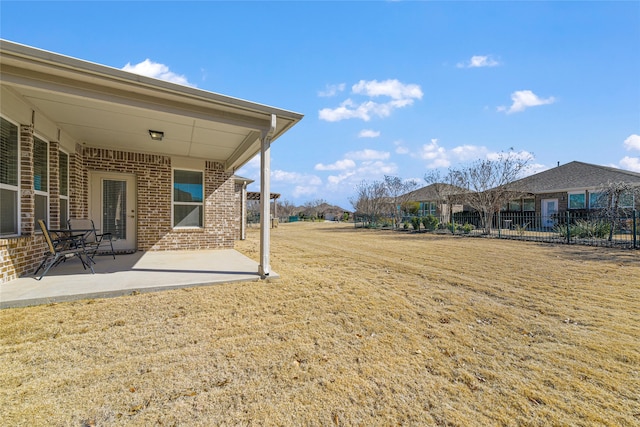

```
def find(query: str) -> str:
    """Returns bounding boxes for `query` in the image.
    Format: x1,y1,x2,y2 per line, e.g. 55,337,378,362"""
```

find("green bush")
556,219,611,239
422,215,439,231
461,223,474,234
411,216,421,230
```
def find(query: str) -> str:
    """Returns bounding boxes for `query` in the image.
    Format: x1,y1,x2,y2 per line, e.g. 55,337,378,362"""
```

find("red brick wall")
81,148,240,251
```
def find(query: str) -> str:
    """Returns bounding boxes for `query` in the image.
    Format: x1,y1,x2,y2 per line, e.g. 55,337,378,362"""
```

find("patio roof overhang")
0,39,303,171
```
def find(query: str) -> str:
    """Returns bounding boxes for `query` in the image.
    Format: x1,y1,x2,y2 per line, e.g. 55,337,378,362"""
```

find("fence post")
498,211,502,238
633,209,637,249
566,211,571,244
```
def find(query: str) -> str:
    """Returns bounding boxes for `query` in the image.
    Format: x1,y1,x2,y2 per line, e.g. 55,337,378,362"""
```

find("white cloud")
315,159,356,171
394,140,409,155
351,79,423,100
498,90,555,114
272,170,322,186
416,139,450,168
122,59,195,87
407,139,539,171
623,134,640,151
293,185,320,197
318,83,346,97
345,149,390,161
321,153,397,190
457,55,500,68
358,129,381,138
327,171,357,185
619,156,640,172
319,79,422,122
450,144,489,162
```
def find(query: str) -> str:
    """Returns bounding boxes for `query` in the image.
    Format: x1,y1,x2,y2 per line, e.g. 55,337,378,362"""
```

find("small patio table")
47,228,97,264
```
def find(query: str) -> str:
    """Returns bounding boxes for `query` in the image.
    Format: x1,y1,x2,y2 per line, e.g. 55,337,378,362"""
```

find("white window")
568,191,586,209
33,136,49,231
0,116,19,236
59,151,69,228
173,169,203,228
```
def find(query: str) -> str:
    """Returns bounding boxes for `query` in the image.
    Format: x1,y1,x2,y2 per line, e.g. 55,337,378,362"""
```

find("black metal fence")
356,210,639,249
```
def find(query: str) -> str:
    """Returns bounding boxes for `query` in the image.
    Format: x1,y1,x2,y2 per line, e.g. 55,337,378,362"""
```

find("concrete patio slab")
0,250,276,309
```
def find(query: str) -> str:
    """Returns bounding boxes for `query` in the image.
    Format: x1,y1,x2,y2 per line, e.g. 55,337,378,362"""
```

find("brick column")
70,143,87,219
20,124,34,235
49,141,60,229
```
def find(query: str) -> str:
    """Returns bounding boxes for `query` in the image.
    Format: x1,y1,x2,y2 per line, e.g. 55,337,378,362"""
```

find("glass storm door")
90,173,136,251
541,199,558,228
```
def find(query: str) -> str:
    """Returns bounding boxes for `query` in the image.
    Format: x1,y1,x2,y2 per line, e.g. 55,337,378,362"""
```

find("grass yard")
1,221,639,426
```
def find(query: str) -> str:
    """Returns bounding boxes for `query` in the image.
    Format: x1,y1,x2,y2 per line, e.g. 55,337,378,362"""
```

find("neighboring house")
300,203,349,221
505,161,640,227
0,40,303,283
403,183,467,222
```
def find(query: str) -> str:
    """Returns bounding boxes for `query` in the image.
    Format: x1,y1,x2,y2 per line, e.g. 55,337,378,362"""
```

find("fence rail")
354,210,639,249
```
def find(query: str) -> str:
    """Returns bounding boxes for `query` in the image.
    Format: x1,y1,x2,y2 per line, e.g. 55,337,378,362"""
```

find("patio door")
541,198,558,228
90,172,136,252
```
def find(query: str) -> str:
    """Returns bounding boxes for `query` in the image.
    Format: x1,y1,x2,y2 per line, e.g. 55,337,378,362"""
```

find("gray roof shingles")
512,161,640,193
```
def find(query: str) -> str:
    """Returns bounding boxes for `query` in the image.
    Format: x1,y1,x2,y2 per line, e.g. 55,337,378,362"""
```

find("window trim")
522,198,535,212
0,115,20,237
508,199,521,212
589,191,607,209
172,168,204,229
568,191,586,210
617,192,635,209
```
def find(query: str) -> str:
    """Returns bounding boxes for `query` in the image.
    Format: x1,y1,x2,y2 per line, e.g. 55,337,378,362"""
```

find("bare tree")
592,181,640,241
302,198,327,220
277,199,297,218
246,199,261,223
423,170,466,222
349,180,388,226
448,151,532,234
384,175,418,228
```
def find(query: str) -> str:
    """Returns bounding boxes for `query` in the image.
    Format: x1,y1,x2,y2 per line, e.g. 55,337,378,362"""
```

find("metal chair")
68,218,116,259
34,219,95,280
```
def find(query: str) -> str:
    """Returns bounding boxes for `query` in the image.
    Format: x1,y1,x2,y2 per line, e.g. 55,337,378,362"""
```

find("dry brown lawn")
1,221,639,426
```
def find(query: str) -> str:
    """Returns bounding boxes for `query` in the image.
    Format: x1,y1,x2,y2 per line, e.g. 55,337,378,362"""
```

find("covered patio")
0,250,277,309
0,40,303,284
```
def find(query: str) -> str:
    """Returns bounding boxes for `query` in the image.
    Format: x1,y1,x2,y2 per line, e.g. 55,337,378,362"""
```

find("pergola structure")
247,191,281,228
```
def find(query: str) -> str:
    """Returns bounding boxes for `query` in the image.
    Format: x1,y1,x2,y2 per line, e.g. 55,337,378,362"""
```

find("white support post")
259,114,276,278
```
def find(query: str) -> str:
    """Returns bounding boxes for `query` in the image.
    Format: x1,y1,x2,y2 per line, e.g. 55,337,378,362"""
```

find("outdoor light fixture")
148,130,164,141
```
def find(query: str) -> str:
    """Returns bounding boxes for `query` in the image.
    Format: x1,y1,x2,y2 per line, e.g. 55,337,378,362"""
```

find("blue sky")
2,1,639,209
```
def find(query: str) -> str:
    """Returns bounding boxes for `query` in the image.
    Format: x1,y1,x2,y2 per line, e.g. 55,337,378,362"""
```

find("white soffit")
0,39,303,170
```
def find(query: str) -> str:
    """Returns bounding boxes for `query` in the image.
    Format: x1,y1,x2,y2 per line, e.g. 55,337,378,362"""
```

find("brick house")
403,183,467,222
502,161,640,227
0,40,303,283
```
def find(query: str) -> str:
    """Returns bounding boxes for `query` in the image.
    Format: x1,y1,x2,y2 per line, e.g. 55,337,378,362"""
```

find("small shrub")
403,222,410,230
411,216,421,231
461,223,474,234
514,223,528,237
556,219,611,239
422,215,439,231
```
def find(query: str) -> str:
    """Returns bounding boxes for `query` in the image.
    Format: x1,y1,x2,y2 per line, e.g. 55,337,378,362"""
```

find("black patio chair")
34,219,95,280
68,218,116,260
